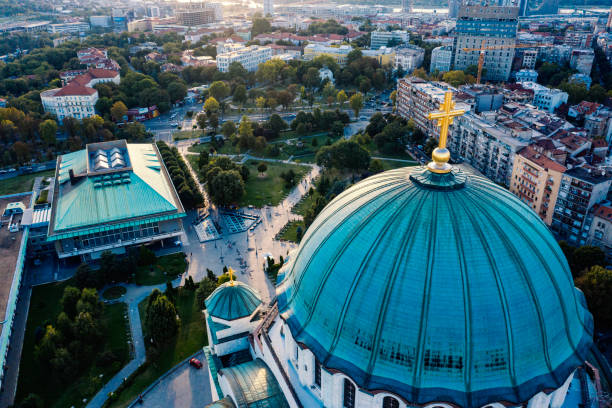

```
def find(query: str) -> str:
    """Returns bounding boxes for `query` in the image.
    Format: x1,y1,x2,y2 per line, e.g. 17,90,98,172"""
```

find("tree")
390,90,397,110
330,121,344,138
575,265,612,329
277,90,293,110
233,84,247,106
337,90,348,108
208,113,219,132
207,169,245,206
570,245,606,277
145,292,178,345
369,158,385,173
196,278,218,308
196,113,207,130
257,162,268,175
304,67,321,90
39,119,57,146
442,70,472,87
61,286,81,319
198,150,209,169
167,81,187,103
316,139,370,173
252,17,272,36
255,96,266,113
239,115,253,139
208,81,230,101
19,393,44,408
267,114,287,137
221,120,236,138
110,101,128,122
204,97,220,115
350,92,364,118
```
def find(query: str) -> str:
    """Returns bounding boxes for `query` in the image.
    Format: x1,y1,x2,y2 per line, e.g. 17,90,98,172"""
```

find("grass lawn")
360,140,414,160
240,160,308,207
379,159,418,171
292,191,319,215
277,220,305,243
107,289,207,408
277,130,328,141
103,286,127,300
134,253,187,286
0,169,55,196
187,141,241,156
16,280,129,408
173,130,203,141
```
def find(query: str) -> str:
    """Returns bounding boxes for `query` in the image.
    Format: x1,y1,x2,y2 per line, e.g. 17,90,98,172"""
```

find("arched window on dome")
383,396,400,408
314,358,321,388
343,379,356,408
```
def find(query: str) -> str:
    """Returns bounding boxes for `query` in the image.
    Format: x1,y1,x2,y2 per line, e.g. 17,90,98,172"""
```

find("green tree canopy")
575,265,612,329
316,139,370,172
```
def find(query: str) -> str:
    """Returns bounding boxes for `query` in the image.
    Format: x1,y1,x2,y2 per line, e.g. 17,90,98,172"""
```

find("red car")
189,358,203,369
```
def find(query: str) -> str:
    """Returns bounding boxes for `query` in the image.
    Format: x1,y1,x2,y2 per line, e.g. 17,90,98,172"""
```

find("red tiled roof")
519,145,566,173
54,82,97,96
594,205,612,221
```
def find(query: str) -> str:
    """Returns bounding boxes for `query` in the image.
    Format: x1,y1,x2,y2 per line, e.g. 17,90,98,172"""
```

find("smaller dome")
206,281,262,321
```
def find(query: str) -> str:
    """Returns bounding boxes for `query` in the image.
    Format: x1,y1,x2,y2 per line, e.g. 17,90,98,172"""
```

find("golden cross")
228,267,235,286
426,91,465,173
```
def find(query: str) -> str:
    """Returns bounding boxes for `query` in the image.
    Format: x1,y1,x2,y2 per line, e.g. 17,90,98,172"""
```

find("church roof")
206,281,262,321
219,359,289,408
276,166,593,407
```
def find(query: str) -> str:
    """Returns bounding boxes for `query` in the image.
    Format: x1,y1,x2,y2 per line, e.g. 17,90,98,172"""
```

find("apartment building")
552,167,612,245
370,30,409,49
362,46,396,66
303,44,352,65
453,5,519,81
510,143,566,225
570,48,595,76
175,8,215,26
48,21,90,33
430,45,453,73
393,45,424,72
216,45,272,72
518,81,568,113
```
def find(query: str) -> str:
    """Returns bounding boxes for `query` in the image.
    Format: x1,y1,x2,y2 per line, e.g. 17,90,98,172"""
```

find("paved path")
135,350,212,408
86,280,180,408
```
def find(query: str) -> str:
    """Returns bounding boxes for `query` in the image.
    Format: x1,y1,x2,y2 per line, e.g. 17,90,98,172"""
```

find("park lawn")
240,160,308,208
16,280,129,408
0,169,55,196
277,220,305,243
277,130,327,141
103,286,127,300
173,130,203,141
187,141,241,156
134,253,187,286
360,140,414,160
292,190,320,216
107,289,207,408
185,154,200,179
379,159,418,170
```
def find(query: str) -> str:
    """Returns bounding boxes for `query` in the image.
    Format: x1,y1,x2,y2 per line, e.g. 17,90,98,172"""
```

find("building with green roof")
47,140,185,260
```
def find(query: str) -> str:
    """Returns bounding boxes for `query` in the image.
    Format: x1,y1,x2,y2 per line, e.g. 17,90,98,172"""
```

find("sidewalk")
86,279,180,408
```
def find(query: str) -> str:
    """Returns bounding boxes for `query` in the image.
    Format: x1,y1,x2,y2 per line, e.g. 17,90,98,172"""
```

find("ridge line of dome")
463,188,558,385
459,189,520,400
296,182,418,343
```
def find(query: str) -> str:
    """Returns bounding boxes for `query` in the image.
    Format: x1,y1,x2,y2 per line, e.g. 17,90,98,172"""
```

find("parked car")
189,358,203,369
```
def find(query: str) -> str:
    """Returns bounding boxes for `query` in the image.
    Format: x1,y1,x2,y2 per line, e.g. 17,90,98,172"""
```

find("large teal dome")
276,166,593,407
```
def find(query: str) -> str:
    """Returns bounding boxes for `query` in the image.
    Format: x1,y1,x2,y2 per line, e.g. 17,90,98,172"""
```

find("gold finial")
426,91,465,174
228,267,235,286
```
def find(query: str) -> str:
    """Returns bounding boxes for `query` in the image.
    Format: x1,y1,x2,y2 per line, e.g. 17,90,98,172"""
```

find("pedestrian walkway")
86,279,180,408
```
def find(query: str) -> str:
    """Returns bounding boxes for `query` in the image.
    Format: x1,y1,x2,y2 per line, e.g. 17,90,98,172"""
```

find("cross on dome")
426,91,465,174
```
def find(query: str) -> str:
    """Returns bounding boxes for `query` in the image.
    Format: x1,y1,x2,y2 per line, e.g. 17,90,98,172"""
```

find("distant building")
570,48,595,75
47,140,185,261
552,167,612,246
393,44,424,72
453,5,518,81
362,46,396,66
48,21,90,33
90,16,112,28
518,0,559,16
402,0,412,13
303,44,352,65
539,44,573,65
175,8,215,26
264,0,274,16
319,67,334,84
41,69,119,124
430,45,453,73
216,45,272,72
370,30,409,49
448,0,461,18
521,49,538,69
570,73,593,90
518,81,568,113
514,69,538,82
586,204,612,260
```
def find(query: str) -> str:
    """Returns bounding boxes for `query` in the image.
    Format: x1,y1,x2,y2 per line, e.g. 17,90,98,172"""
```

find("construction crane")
462,40,545,85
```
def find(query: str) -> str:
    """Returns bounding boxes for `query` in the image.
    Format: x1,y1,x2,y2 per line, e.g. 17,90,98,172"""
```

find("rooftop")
518,145,566,173
219,359,289,408
48,141,185,238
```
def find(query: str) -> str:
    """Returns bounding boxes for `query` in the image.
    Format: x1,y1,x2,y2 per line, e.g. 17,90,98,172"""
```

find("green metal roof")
205,397,237,408
206,281,262,321
49,143,184,235
277,166,593,407
219,359,289,408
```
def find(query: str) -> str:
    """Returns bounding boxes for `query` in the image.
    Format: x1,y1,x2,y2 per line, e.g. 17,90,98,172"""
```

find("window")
314,358,321,388
343,379,356,408
383,396,400,408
